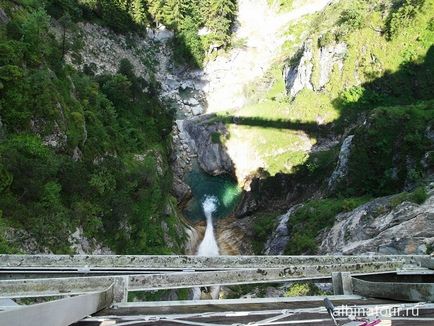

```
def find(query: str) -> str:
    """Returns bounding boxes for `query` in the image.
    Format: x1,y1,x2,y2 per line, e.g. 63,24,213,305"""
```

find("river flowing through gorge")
177,0,333,258
170,0,337,285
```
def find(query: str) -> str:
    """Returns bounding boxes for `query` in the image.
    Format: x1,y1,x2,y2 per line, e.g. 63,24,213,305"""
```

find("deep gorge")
0,0,433,301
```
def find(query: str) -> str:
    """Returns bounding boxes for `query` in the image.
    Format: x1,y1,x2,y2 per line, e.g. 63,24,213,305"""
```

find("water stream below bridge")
184,163,242,221
192,196,221,299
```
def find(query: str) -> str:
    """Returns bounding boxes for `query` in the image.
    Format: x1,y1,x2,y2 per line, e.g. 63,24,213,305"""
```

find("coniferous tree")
131,0,148,26
162,0,189,28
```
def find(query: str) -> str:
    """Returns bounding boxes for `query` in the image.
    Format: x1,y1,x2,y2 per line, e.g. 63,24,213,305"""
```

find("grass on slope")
214,0,433,181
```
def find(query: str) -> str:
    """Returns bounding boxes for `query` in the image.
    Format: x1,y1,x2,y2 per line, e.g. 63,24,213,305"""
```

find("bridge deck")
83,300,434,326
0,254,433,326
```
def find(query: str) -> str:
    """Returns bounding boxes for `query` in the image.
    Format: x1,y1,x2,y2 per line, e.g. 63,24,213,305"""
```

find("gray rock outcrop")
264,205,302,255
171,120,193,202
318,42,347,89
284,39,347,98
319,187,434,255
284,39,313,98
183,115,234,176
327,135,354,190
0,9,9,25
69,228,113,255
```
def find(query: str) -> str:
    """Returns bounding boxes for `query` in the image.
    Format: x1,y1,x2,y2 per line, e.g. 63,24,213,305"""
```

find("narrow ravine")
179,0,334,259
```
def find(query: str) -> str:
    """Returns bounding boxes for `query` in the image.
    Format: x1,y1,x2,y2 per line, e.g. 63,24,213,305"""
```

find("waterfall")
196,196,220,256
193,196,220,299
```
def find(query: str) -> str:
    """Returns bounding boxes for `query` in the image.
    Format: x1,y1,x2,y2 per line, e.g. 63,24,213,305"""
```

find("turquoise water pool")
184,163,242,221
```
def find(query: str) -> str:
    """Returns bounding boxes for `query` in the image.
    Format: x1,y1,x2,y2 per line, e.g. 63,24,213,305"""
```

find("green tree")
58,13,72,59
162,0,189,28
131,0,148,26
21,9,50,64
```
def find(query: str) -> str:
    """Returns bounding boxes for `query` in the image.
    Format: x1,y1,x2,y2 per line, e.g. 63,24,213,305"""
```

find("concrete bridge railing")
0,254,433,326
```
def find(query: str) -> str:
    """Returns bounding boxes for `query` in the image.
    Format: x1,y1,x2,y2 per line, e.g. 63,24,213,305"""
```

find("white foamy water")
194,196,220,300
196,196,220,256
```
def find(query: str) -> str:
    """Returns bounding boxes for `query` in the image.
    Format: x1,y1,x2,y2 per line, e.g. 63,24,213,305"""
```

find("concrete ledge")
0,288,113,326
0,254,426,270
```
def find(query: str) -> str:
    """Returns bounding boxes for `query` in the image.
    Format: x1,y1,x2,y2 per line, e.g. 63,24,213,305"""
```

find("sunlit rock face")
319,187,434,255
317,42,347,89
284,39,314,98
284,39,347,98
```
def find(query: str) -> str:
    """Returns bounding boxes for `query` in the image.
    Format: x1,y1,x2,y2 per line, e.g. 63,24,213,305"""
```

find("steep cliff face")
284,39,347,97
202,0,333,112
284,39,314,98
183,115,235,177
1,0,433,258
264,205,301,255
222,0,434,257
319,186,434,255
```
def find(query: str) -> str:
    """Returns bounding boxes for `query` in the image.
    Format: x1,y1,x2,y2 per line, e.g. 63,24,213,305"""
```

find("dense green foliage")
341,102,434,197
284,197,369,254
44,0,237,66
251,212,277,254
386,0,426,39
0,1,186,253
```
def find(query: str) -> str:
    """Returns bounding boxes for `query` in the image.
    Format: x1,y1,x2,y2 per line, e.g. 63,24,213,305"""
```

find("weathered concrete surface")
0,289,113,326
0,261,405,299
127,261,404,291
0,254,425,270
0,276,115,299
332,272,353,295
